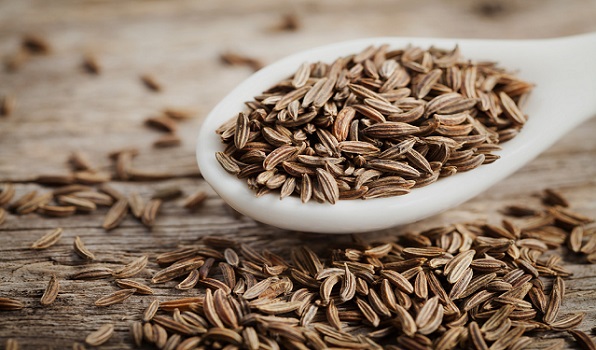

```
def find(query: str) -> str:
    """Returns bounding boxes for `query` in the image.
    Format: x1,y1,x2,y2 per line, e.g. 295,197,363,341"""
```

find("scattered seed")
94,288,136,307
85,324,114,346
220,52,263,71
73,236,95,260
82,53,100,74
141,74,162,92
142,299,160,322
102,198,128,230
153,133,181,148
0,297,24,311
115,279,154,295
40,275,59,306
1,95,16,117
141,199,162,227
31,228,63,249
22,34,50,54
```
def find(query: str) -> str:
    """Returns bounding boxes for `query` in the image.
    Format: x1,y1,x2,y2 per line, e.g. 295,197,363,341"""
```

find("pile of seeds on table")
111,189,596,350
3,189,596,349
216,44,534,203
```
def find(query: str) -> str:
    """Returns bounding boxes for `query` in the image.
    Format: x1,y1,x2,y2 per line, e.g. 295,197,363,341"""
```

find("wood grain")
1,0,595,348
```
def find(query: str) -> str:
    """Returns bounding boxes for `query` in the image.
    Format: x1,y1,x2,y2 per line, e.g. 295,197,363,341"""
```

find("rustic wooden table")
1,0,595,348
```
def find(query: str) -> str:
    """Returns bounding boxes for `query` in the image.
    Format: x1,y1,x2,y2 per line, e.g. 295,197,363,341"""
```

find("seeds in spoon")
214,44,533,203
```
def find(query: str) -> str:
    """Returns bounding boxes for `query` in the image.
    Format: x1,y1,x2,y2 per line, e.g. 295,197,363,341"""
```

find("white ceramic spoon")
197,33,596,234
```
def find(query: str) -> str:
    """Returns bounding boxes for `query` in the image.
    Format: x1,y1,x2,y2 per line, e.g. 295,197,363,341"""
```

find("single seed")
73,236,95,260
40,275,59,306
85,324,114,346
102,198,128,230
143,299,160,322
31,228,63,249
94,289,136,307
141,74,162,92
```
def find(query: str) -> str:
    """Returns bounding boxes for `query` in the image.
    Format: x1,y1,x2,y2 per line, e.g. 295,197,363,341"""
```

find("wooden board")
1,0,595,348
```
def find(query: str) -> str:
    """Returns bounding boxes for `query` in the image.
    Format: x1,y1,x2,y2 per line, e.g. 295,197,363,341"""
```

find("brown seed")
152,186,183,201
85,324,114,346
203,288,225,328
340,263,356,302
115,279,154,295
234,112,250,149
163,107,195,120
243,278,273,300
550,312,585,331
142,299,160,322
57,195,97,212
40,275,59,306
31,228,63,249
142,199,162,227
37,205,76,217
151,258,204,284
153,133,182,148
113,255,148,279
0,95,16,117
543,188,569,207
4,50,29,72
569,330,596,350
220,51,264,71
73,171,111,184
130,321,143,347
67,190,113,206
316,168,339,204
544,276,564,324
568,226,584,253
94,288,136,307
0,297,25,311
145,115,176,132
71,267,113,280
367,159,421,178
444,250,475,283
153,324,167,348
16,192,53,214
0,183,16,206
5,339,20,350
380,270,414,294
22,34,50,54
127,192,145,218
176,269,200,290
159,297,204,312
355,297,380,327
362,122,421,138
292,62,310,88
82,54,100,74
73,236,95,260
435,326,464,350
499,91,526,124
263,145,298,171
102,198,128,230
69,151,95,171
152,315,195,335
141,74,162,92
216,152,241,174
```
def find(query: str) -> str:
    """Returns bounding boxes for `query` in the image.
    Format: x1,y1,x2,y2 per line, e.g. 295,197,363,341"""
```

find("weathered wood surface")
1,0,596,348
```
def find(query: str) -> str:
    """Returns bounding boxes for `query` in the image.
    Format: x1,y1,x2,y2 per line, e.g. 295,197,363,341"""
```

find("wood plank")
1,0,595,348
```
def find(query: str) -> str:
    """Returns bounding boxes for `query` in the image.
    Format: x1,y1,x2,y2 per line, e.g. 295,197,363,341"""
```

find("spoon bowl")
197,33,596,233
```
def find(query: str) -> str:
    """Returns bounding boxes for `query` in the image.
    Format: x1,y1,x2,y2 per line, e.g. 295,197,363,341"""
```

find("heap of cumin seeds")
132,189,595,349
216,44,534,203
